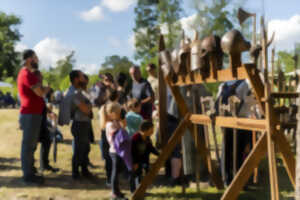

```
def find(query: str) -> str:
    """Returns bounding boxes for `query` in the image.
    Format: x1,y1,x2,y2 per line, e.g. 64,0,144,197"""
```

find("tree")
0,11,22,79
99,55,134,76
277,51,295,73
55,51,75,79
157,0,183,49
43,51,75,90
133,0,160,61
133,0,183,61
189,0,250,38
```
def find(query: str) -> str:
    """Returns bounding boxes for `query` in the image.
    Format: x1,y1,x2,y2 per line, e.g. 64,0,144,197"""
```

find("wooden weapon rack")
132,33,298,200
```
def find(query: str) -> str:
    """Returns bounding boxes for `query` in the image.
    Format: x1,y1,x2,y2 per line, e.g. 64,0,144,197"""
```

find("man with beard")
17,49,50,184
66,70,93,179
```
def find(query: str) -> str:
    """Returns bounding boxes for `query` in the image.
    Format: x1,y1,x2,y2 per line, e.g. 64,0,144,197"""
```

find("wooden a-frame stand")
132,35,297,200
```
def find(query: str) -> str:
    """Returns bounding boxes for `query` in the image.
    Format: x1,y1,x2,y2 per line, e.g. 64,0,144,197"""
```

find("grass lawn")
0,109,295,200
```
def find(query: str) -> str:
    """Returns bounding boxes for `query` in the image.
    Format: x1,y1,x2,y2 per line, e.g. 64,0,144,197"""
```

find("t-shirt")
131,132,159,164
106,120,121,153
125,111,143,137
131,78,154,120
73,90,92,122
17,67,45,115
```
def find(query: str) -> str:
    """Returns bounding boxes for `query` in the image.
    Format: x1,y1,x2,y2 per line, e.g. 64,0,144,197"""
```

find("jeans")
110,153,122,196
71,121,91,174
19,114,42,178
99,130,112,182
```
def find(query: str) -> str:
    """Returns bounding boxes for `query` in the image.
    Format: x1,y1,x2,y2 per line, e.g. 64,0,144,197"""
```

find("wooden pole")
271,48,275,92
158,34,168,147
261,16,280,200
132,114,191,200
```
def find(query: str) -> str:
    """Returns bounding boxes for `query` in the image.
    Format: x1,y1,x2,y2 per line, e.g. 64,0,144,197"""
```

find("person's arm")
141,82,154,104
73,94,92,116
30,82,51,97
148,138,159,156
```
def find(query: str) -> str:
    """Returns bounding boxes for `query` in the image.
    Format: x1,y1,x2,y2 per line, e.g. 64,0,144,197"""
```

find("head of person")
139,120,154,137
99,102,122,130
69,70,85,89
127,98,141,113
82,74,89,90
146,63,157,77
129,65,142,82
23,49,39,70
100,73,114,87
107,89,119,102
116,72,128,88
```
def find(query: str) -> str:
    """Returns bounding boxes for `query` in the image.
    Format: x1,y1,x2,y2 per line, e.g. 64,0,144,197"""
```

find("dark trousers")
100,130,112,182
221,128,252,185
71,121,91,174
130,165,142,192
40,133,51,169
110,153,122,196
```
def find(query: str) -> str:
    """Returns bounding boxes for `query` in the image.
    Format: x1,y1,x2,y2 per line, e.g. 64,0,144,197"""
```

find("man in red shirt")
17,49,50,184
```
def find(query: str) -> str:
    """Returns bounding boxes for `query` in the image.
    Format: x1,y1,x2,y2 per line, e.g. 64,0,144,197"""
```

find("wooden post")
193,89,201,192
261,16,280,200
158,34,168,147
221,133,268,200
166,76,224,189
132,114,191,200
271,48,275,92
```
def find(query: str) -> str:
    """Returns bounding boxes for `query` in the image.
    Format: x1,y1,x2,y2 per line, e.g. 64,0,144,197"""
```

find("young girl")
99,102,128,200
125,98,143,137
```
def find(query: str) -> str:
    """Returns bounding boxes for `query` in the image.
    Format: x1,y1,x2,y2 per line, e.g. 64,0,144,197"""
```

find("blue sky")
1,0,300,74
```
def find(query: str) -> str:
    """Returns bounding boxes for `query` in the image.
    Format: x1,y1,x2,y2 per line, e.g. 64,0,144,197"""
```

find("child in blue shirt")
125,98,143,137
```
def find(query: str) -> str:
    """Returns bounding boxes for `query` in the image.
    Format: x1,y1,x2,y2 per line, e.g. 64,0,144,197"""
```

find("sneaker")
41,165,59,173
23,175,44,185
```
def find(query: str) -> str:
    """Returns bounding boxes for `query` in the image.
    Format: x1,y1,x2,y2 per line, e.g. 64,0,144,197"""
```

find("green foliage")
133,0,160,61
133,0,182,61
157,0,183,49
0,11,22,79
277,51,295,73
189,0,248,38
99,55,134,77
42,51,75,90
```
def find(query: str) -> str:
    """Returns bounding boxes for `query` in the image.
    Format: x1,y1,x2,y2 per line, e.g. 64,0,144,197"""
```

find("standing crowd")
17,49,257,200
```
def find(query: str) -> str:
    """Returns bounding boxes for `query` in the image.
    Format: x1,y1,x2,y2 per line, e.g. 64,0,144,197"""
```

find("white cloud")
102,0,136,12
33,38,72,69
108,37,122,48
15,43,28,52
268,15,300,50
75,63,99,75
158,14,198,38
80,6,104,22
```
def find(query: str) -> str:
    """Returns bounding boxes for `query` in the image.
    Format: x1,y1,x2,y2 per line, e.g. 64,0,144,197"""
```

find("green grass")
0,109,295,200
